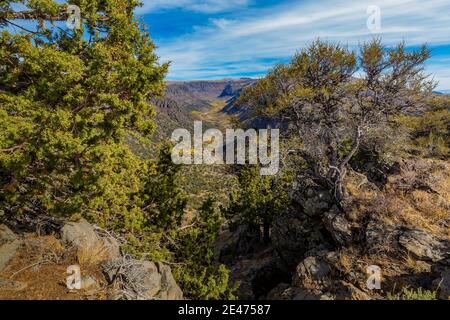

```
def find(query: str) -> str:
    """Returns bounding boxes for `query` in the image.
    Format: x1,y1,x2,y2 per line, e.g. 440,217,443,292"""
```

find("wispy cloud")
137,0,250,14
144,0,450,89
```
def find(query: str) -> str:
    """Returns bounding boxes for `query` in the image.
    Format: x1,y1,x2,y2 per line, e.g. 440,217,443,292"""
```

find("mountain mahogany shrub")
238,39,435,207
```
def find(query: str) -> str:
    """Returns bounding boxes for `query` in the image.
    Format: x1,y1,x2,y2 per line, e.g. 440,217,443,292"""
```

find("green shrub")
388,287,437,300
174,198,238,300
224,166,291,244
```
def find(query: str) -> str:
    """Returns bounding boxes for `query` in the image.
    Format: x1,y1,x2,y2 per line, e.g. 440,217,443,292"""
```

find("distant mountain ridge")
154,79,256,138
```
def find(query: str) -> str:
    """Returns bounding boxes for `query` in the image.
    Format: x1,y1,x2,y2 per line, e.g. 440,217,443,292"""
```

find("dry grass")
75,240,113,266
0,235,107,300
345,158,449,239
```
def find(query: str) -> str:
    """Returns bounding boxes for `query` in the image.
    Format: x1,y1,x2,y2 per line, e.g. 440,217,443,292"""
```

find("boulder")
141,261,162,298
293,256,331,286
102,258,183,300
272,213,325,268
155,262,183,300
0,278,28,291
332,281,371,300
433,268,450,300
61,219,100,251
0,241,20,272
292,287,324,300
398,229,446,262
101,236,121,262
302,188,333,217
0,225,17,245
365,220,401,253
0,225,20,272
61,219,120,262
323,209,353,246
80,275,98,290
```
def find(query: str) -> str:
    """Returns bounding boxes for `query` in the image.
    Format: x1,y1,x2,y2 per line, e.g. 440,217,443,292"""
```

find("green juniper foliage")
224,166,291,244
1,0,168,225
175,198,238,300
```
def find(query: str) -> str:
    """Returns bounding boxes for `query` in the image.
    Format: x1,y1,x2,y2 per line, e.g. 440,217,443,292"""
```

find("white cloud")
149,0,450,89
210,18,234,30
136,0,250,14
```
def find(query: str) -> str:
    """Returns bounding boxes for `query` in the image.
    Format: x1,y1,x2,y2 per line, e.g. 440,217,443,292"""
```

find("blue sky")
5,1,450,90
136,0,450,90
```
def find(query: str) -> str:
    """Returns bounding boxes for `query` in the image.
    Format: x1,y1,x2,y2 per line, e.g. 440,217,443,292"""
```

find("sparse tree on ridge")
239,39,435,208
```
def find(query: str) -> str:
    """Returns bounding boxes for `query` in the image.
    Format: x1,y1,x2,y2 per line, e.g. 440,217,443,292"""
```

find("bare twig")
10,260,52,279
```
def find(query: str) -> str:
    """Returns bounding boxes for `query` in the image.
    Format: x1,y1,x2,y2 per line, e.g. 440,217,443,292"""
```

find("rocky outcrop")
102,257,183,300
155,262,184,300
61,219,100,251
0,219,184,300
292,256,332,285
432,264,450,300
323,208,354,247
272,213,328,268
0,225,20,272
398,229,448,262
0,225,17,244
61,219,120,262
219,83,234,97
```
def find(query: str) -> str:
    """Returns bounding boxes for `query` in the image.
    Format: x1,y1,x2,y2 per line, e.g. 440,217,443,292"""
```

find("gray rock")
0,240,20,272
293,256,331,286
61,219,101,251
0,225,17,245
155,262,184,300
292,287,323,300
323,209,353,246
0,278,27,291
302,189,333,217
365,220,401,253
399,229,446,262
332,281,371,300
272,213,324,268
433,268,450,300
61,219,120,262
103,258,183,300
101,236,121,261
141,261,162,298
80,275,98,290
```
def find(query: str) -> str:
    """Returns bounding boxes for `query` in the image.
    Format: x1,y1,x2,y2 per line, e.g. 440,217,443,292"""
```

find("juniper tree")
0,0,168,228
0,2,236,300
224,166,291,244
175,198,237,300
